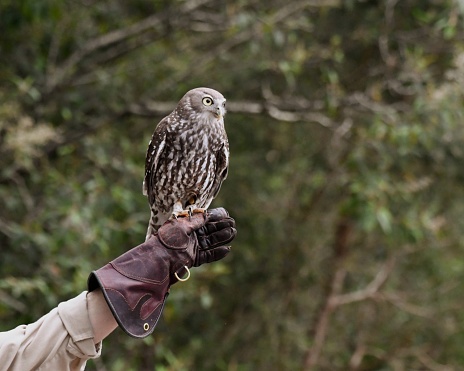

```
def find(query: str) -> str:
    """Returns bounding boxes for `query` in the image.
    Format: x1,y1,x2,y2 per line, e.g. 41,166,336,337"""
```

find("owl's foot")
171,201,189,219
170,201,206,220
188,206,206,215
172,210,190,219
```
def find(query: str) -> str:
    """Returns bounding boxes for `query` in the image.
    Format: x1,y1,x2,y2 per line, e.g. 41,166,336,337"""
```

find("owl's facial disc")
214,100,226,119
200,93,226,119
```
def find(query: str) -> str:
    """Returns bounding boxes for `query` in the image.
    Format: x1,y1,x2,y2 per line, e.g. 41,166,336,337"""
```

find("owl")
143,87,229,240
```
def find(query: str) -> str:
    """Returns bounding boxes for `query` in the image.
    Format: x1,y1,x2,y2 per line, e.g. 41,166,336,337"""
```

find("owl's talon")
192,208,206,214
171,210,190,219
186,205,206,216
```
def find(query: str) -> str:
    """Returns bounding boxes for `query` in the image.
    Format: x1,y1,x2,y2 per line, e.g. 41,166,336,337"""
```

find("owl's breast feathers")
146,114,228,212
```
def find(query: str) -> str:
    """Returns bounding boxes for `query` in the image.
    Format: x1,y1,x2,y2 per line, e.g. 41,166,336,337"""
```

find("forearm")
87,289,118,343
0,292,103,371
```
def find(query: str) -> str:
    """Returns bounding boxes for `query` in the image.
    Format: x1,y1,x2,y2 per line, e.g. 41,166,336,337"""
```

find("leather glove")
88,207,236,338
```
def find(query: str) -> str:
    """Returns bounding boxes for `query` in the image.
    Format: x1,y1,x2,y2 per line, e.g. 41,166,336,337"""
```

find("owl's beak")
214,107,225,119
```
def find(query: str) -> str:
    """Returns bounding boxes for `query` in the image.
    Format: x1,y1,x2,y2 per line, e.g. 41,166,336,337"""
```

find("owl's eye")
202,97,213,106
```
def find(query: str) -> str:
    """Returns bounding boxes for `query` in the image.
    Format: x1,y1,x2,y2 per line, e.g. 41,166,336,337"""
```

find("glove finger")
195,245,231,266
199,227,237,250
206,208,230,223
198,217,236,237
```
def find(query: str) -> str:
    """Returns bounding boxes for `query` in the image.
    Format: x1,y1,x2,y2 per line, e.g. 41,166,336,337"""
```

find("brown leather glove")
88,207,236,338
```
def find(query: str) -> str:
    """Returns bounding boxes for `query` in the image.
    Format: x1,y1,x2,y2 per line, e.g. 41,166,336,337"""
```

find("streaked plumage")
143,87,229,240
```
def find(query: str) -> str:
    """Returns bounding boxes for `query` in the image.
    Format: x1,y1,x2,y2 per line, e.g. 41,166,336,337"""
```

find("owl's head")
179,87,227,120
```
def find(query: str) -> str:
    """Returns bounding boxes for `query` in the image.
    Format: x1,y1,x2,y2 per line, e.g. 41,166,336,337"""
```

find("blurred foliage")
2,0,464,370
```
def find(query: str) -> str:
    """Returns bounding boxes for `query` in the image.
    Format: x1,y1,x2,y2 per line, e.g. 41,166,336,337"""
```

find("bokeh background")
2,1,464,370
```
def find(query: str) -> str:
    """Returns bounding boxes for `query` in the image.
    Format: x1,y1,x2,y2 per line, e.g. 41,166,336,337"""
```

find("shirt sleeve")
0,291,102,371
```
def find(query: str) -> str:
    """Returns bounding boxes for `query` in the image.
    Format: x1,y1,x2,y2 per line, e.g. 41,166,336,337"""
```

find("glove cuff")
87,236,176,338
88,265,169,338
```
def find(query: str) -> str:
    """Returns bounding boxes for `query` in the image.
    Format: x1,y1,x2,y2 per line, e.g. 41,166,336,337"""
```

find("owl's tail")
145,210,158,241
145,209,170,241
145,223,155,241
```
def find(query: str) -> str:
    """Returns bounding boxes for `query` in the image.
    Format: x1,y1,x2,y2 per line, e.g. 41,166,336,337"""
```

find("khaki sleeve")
0,291,102,371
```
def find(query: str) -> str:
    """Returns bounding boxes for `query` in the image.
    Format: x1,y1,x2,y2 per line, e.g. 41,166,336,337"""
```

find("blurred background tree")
2,0,464,369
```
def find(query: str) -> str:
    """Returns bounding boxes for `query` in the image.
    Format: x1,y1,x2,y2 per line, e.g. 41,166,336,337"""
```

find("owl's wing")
143,118,169,205
211,141,229,199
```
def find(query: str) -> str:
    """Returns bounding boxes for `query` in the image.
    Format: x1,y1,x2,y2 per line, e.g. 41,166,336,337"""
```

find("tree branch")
127,98,334,127
303,219,351,369
329,257,395,307
303,222,395,369
46,0,214,91
0,289,27,314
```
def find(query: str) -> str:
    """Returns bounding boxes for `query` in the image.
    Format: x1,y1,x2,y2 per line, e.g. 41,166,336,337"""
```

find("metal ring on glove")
174,266,191,282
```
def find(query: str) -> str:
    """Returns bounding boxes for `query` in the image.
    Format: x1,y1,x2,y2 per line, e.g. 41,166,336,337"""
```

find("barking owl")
143,87,229,240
